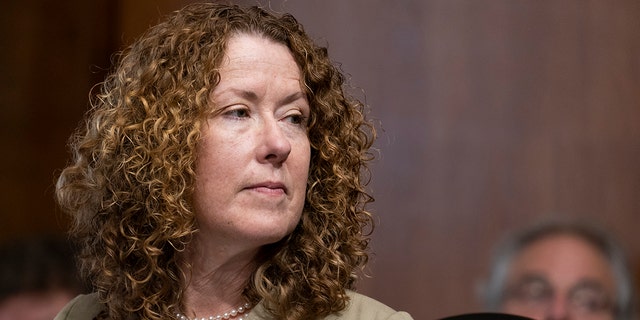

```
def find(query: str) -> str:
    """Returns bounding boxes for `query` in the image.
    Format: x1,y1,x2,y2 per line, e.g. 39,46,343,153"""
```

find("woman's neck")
179,239,259,318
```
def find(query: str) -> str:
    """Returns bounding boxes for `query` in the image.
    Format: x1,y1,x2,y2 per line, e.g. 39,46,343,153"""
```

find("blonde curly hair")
56,3,375,320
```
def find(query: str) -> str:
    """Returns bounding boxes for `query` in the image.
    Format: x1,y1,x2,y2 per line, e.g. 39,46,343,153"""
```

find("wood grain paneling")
0,0,116,241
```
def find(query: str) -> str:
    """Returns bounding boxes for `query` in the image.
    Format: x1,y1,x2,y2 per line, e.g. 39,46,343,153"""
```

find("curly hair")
56,3,376,320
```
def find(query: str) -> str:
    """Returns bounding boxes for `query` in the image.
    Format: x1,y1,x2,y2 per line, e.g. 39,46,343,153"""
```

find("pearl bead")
175,302,251,320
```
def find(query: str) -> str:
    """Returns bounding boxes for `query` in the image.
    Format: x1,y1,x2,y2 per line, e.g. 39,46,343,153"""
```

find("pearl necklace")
176,302,252,320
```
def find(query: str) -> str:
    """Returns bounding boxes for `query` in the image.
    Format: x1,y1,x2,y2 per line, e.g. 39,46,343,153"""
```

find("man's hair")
56,3,375,320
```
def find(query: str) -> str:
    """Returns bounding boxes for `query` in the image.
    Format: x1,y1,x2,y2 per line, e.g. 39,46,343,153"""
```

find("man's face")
501,234,617,320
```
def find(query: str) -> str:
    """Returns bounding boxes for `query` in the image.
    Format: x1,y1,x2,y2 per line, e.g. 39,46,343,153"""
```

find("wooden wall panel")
0,0,116,242
0,0,190,243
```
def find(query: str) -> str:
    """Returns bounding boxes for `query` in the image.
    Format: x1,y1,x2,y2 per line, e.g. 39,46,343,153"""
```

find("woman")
55,3,412,320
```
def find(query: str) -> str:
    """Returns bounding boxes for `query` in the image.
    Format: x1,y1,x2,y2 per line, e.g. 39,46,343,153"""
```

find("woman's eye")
284,114,307,126
224,108,249,118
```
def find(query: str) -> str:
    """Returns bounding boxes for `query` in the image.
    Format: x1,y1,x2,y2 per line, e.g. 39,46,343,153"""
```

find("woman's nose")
257,119,291,165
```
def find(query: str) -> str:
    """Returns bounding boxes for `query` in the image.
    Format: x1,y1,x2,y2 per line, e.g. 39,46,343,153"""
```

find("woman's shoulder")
54,293,104,320
325,290,414,320
53,291,413,320
248,290,413,320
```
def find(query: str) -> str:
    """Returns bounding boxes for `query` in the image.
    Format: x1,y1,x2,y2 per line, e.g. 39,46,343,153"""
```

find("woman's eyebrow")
216,88,259,102
215,88,306,106
279,91,307,106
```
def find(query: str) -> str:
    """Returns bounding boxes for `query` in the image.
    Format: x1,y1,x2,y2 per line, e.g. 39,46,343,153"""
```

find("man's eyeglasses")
503,274,615,317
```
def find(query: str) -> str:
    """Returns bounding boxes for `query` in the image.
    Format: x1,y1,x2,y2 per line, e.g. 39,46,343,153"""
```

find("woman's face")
192,33,310,250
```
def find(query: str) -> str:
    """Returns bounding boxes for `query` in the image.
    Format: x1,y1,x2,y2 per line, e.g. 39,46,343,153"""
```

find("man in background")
482,219,636,320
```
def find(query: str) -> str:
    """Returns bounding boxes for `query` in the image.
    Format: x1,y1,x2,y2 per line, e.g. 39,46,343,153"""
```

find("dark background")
2,1,639,319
